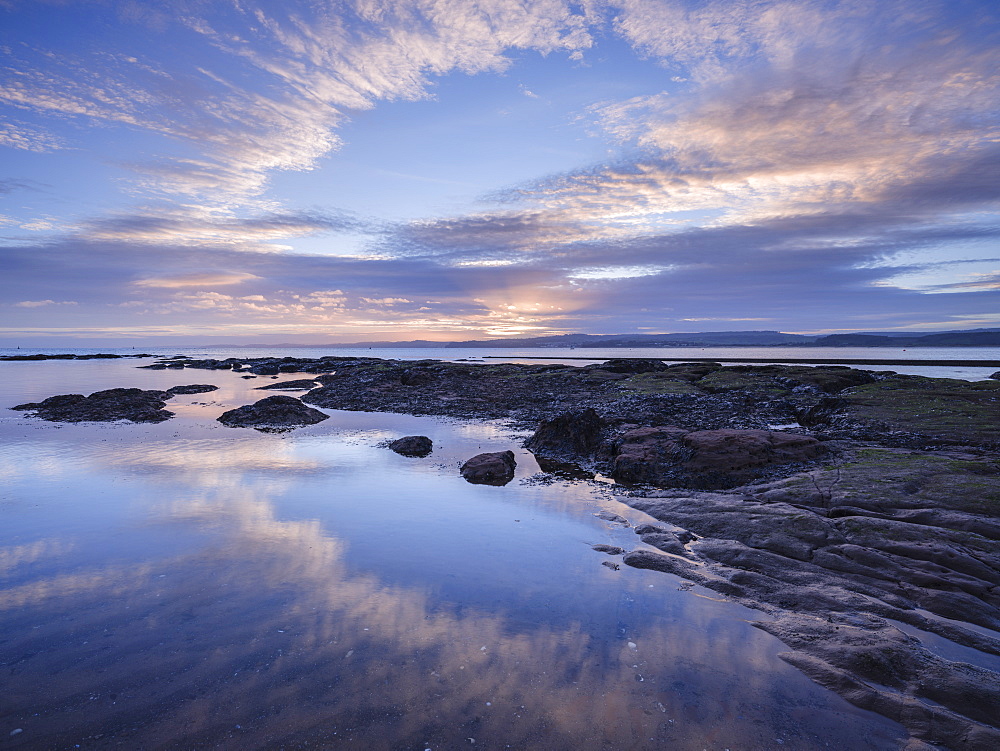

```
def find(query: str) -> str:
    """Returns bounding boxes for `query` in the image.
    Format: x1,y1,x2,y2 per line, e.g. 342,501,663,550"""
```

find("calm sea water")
0,357,921,749
3,344,1000,381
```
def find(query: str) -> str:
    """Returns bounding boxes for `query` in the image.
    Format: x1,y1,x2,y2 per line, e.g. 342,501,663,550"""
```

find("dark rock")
217,395,329,429
609,427,825,487
166,384,219,395
255,379,318,391
594,511,630,526
12,388,174,423
597,358,669,374
638,533,689,556
591,544,625,555
389,435,433,457
525,408,606,457
460,450,516,485
682,429,826,472
990,371,1000,380
623,550,702,579
249,363,281,375
609,426,689,484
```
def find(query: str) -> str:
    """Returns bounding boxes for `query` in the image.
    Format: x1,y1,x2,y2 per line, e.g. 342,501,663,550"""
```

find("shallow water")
4,343,1000,380
0,360,909,749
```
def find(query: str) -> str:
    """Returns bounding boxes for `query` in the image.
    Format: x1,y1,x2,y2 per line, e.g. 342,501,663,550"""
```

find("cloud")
0,121,63,152
1,1,996,340
79,207,368,247
133,272,261,288
14,299,77,308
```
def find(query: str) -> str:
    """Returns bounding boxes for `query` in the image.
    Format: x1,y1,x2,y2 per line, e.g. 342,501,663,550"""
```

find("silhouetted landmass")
223,328,1000,350
814,331,1000,346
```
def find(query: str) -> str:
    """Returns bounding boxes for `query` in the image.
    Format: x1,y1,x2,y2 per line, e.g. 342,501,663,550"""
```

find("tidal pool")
0,360,907,749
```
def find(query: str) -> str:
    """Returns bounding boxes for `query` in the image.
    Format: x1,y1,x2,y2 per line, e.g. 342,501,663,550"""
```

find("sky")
1,0,998,346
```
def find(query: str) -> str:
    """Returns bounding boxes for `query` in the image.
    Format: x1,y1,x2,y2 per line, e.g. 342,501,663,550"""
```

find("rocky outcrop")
388,435,433,457
524,408,606,458
12,388,175,423
608,427,826,488
1,353,151,361
460,450,516,485
217,395,329,430
617,445,1000,748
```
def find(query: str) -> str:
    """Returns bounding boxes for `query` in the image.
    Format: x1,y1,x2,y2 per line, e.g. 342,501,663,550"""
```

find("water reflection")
0,366,907,749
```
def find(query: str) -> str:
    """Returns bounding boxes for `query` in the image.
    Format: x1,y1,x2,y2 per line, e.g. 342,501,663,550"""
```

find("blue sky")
1,0,998,345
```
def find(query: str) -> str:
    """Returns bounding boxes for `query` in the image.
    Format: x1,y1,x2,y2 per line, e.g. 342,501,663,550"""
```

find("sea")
1,345,993,748
3,344,1000,380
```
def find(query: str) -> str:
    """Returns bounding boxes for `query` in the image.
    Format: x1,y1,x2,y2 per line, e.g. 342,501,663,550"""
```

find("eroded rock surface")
617,446,1000,748
217,395,329,430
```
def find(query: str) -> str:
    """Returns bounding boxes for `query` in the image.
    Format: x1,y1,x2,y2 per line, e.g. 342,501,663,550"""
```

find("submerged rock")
12,388,174,423
217,395,329,430
460,450,516,485
388,435,433,457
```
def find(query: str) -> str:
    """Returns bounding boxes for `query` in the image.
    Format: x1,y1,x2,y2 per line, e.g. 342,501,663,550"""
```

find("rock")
609,426,689,484
460,450,516,485
166,384,219,395
12,388,174,423
623,550,702,579
389,435,433,457
217,395,329,429
608,427,825,487
990,371,1000,380
597,358,669,374
591,544,625,555
594,511,630,526
525,408,606,457
255,379,318,391
682,429,826,472
249,363,281,375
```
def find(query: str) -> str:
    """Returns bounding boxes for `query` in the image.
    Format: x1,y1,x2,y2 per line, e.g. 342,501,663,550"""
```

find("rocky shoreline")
9,354,1000,749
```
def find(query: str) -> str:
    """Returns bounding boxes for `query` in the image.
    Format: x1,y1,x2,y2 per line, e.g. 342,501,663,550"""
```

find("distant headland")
237,328,1000,349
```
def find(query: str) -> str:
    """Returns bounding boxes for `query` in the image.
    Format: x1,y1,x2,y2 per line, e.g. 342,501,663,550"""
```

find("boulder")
389,435,433,457
460,450,516,486
525,408,606,457
217,395,328,429
12,388,174,423
166,384,219,395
